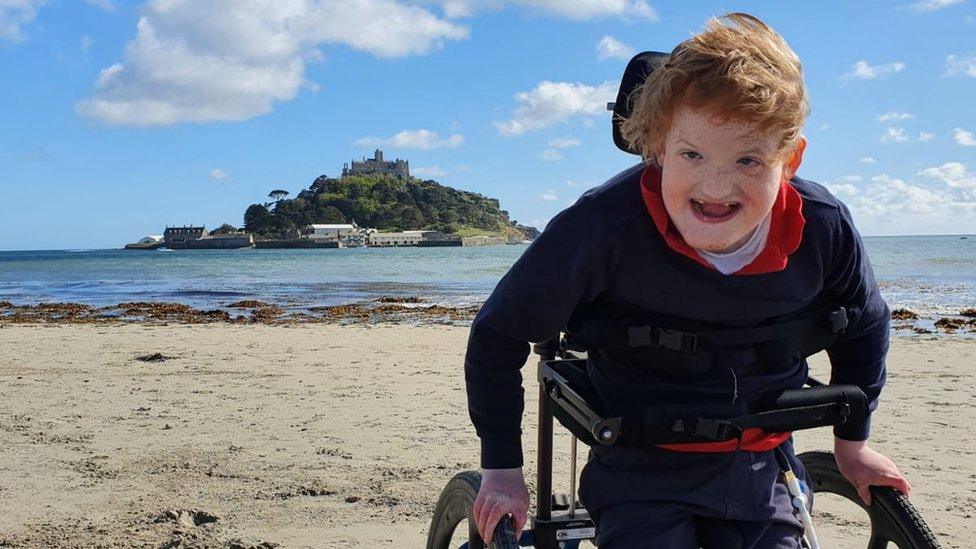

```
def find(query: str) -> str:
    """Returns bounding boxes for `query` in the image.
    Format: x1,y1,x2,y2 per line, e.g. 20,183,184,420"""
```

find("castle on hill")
342,149,409,179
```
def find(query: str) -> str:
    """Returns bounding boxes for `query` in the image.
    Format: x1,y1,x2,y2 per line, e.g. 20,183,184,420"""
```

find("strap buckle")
628,326,698,351
670,418,738,441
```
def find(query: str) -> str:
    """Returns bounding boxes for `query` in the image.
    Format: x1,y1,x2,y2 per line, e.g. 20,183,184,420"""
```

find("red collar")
638,163,805,275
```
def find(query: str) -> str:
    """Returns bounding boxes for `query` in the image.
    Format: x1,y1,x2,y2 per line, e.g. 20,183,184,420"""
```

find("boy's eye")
680,151,702,160
737,157,762,167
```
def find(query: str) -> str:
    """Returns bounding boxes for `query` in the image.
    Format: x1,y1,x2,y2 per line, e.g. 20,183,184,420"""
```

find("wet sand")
0,323,973,548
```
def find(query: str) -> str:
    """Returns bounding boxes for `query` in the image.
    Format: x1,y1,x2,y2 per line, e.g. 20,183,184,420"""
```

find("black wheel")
427,470,520,549
798,451,940,549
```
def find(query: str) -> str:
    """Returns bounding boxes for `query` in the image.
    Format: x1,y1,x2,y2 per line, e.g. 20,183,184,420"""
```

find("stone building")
340,232,368,248
342,149,410,179
368,230,424,247
368,230,452,247
163,226,206,247
304,224,357,241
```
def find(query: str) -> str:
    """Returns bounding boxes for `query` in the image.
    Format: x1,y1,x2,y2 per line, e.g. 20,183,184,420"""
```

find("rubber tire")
427,470,520,549
798,451,941,549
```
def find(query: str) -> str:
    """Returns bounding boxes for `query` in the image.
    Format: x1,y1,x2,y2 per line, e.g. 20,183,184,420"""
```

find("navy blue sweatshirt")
465,163,890,469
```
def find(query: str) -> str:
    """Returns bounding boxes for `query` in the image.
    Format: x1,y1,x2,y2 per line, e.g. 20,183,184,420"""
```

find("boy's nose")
698,173,736,200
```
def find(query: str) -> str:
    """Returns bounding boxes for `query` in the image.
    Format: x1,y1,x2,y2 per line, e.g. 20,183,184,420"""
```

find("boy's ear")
782,136,806,180
650,143,665,165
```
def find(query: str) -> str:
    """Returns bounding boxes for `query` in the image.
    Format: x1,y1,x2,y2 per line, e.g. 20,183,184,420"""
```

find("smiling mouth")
690,199,740,221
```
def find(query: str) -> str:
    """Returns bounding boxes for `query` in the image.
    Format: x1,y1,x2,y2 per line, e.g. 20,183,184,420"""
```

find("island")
124,150,541,250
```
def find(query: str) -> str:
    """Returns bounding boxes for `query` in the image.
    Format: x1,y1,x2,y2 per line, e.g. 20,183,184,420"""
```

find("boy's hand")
834,439,911,506
473,467,529,543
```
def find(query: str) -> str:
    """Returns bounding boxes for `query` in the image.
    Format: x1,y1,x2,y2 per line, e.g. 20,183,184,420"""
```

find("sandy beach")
0,323,973,548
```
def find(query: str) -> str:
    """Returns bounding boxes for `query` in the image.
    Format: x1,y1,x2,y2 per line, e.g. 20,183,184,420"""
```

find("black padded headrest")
610,51,670,155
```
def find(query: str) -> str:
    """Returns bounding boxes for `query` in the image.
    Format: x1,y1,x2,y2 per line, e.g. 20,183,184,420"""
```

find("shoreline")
2,299,975,336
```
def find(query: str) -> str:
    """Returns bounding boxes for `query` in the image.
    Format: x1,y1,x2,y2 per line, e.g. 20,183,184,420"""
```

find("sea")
1,235,974,320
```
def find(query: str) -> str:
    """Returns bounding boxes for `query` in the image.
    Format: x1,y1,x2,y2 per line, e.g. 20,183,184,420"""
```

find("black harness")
566,301,852,380
540,302,863,448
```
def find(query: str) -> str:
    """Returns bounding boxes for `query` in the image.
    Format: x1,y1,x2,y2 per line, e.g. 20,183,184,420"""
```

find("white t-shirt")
694,211,772,275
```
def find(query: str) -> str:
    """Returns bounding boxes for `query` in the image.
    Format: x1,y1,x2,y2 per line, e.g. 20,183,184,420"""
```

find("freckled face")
657,104,791,253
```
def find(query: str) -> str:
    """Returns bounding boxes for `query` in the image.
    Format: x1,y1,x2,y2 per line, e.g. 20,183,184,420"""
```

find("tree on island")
210,223,239,235
266,189,290,209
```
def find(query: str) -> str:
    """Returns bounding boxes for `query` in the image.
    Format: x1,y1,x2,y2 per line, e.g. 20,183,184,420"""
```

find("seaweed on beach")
249,306,284,321
377,295,425,303
308,304,373,321
0,299,475,326
227,300,273,309
891,308,919,321
35,302,95,318
934,317,967,332
136,353,172,362
115,302,194,317
111,302,230,323
306,302,479,323
0,302,98,323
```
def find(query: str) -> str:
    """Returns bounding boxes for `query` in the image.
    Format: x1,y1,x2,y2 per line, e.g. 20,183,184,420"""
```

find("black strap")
623,306,848,352
698,306,848,348
629,401,853,444
667,417,742,441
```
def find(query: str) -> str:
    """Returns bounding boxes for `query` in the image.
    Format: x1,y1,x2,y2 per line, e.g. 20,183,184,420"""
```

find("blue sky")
1,0,975,250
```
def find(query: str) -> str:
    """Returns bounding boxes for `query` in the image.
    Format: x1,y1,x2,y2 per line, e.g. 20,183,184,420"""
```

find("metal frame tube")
568,436,577,518
536,384,553,522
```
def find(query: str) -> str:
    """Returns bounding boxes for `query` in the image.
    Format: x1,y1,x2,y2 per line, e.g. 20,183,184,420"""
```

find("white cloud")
209,168,228,181
838,175,863,183
878,111,913,122
838,169,976,234
539,189,558,201
85,0,115,12
860,157,877,164
355,129,464,149
954,128,976,146
432,0,658,20
76,0,468,126
541,149,562,161
918,163,976,207
918,131,935,142
902,0,964,13
413,165,449,177
881,127,909,143
945,53,976,77
495,80,618,135
596,35,634,61
0,0,45,42
818,123,831,131
848,174,969,220
919,162,976,193
844,60,905,80
520,0,657,20
80,35,94,52
826,182,859,198
548,136,581,148
627,0,659,20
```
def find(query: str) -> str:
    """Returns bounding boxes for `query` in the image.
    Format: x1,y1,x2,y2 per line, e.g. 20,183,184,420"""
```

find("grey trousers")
578,439,811,549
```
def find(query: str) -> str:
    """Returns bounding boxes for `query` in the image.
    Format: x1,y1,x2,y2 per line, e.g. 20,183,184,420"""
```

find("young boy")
465,13,911,548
